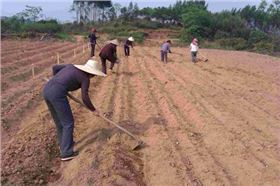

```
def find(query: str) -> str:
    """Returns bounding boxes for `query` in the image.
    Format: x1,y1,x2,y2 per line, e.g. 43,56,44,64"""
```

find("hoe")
199,53,209,62
43,78,143,150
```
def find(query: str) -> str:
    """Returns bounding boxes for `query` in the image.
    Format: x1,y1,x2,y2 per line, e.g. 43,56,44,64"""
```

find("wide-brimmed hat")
74,60,106,77
109,39,119,46
128,37,134,42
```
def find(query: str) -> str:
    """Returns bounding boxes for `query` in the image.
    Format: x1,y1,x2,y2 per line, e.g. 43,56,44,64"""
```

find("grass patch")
54,32,75,42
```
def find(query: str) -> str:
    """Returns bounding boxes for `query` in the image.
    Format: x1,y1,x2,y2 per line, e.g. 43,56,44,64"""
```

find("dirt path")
1,40,280,185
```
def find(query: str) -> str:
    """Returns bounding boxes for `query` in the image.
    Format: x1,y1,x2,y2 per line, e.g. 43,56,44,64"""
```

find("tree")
95,1,112,22
16,5,43,22
181,7,213,40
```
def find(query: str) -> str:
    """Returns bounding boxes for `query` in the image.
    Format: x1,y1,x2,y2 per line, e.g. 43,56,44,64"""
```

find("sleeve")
81,78,96,111
168,45,171,53
52,64,67,76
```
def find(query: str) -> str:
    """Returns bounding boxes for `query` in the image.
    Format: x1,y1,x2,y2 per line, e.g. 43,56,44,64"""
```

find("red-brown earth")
1,35,280,185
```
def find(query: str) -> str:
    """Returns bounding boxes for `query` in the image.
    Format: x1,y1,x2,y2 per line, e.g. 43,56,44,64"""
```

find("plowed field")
1,38,280,185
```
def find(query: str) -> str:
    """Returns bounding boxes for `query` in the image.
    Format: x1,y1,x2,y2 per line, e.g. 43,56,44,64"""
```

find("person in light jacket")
190,38,199,63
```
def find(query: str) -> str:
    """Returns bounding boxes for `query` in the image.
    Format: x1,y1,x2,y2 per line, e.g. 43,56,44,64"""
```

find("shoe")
61,151,79,161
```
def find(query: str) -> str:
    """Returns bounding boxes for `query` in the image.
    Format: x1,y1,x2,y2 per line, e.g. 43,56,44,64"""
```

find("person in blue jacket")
161,40,172,63
43,59,106,161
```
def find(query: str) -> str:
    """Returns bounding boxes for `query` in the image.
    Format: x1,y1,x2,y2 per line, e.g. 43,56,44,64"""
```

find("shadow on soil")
76,116,167,152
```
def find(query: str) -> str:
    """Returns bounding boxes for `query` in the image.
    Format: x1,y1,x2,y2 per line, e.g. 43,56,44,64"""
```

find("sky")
0,0,271,22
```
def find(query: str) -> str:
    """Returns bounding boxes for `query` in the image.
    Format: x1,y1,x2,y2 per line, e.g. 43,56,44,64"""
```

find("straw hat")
109,39,119,46
74,60,106,77
128,37,134,42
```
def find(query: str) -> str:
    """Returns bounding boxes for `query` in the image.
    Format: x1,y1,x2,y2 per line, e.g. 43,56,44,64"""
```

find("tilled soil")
1,38,280,185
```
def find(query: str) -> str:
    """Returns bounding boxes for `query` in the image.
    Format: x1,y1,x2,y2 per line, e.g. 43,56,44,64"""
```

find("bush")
214,30,230,39
21,22,62,33
130,32,146,43
54,32,75,42
217,37,247,50
1,16,22,33
247,30,269,47
252,41,274,54
132,20,162,29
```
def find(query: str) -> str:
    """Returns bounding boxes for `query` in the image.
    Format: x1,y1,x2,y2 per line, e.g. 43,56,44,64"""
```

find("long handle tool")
44,78,143,150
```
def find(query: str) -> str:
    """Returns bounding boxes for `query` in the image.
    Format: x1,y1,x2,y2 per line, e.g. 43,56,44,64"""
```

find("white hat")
109,39,119,46
74,60,106,77
128,37,134,42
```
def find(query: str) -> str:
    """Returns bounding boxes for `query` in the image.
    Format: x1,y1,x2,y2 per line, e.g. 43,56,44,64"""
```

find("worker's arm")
81,78,96,112
52,64,67,76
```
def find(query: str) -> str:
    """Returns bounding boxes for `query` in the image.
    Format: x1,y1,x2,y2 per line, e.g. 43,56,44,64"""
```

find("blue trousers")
161,50,168,63
43,81,74,156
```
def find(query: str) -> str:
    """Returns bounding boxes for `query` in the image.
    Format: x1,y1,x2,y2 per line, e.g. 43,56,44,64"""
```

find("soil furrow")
138,49,235,185
143,47,280,185
133,50,203,185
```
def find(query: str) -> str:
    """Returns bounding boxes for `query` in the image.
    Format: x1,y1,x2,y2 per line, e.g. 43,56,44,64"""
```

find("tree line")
99,0,280,53
1,0,279,54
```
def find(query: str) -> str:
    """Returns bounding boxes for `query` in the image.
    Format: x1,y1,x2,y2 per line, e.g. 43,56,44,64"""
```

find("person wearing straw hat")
43,58,106,161
190,38,199,63
124,36,134,56
88,28,98,57
160,40,172,64
99,39,120,74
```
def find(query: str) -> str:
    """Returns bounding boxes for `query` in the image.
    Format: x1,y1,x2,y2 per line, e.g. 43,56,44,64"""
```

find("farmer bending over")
161,40,172,63
124,37,134,56
43,59,106,161
99,39,120,74
190,38,199,63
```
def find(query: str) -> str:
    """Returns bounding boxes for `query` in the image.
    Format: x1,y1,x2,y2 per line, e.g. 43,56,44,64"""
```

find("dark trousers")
100,57,114,74
91,44,96,57
124,45,130,56
191,51,197,62
161,50,168,63
43,81,74,157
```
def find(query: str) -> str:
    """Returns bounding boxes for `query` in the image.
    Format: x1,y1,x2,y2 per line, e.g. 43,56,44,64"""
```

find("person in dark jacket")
88,28,98,57
124,36,134,56
43,59,106,161
99,39,119,74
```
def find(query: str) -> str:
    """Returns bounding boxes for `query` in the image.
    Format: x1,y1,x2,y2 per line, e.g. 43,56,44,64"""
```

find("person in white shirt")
190,38,199,63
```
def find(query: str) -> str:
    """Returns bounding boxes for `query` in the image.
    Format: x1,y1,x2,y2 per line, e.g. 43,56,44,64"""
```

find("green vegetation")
136,0,280,55
1,0,279,55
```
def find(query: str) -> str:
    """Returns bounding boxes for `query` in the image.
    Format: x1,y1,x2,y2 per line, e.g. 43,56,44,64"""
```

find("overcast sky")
0,0,271,22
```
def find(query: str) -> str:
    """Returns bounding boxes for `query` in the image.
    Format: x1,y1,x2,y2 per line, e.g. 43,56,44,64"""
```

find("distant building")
73,0,105,24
